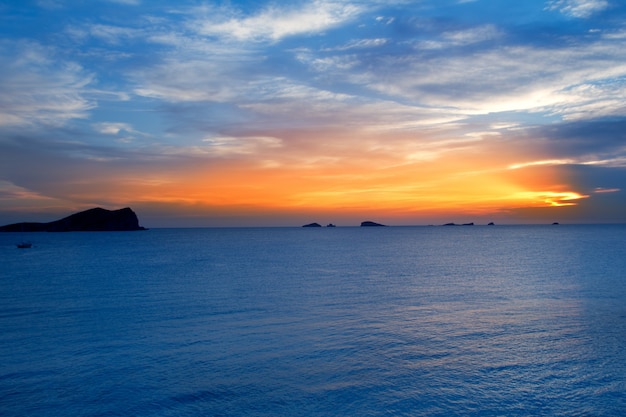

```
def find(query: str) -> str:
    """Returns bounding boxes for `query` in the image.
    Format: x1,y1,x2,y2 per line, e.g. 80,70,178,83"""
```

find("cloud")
594,187,620,193
194,1,363,42
0,41,94,128
95,122,135,135
0,180,58,204
79,24,140,44
536,118,626,160
200,136,283,157
547,0,610,18
115,2,626,138
93,122,149,143
508,159,577,170
307,30,626,121
132,57,254,103
421,25,502,49
105,0,140,4
513,191,588,207
322,38,389,52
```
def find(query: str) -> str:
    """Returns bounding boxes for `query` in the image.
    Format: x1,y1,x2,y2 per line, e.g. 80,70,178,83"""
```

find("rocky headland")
0,207,146,232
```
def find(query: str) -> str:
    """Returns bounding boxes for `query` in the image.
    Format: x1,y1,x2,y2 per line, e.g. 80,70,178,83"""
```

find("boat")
15,223,33,248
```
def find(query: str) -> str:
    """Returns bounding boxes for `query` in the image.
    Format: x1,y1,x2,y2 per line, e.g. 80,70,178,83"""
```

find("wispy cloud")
95,122,136,135
200,135,283,157
594,187,620,193
195,1,363,42
547,0,610,18
67,23,140,44
0,41,94,128
508,159,577,170
322,35,626,120
106,0,141,5
421,25,502,49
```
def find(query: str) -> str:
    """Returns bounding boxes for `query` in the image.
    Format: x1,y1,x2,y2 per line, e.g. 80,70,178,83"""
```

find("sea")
1,225,625,416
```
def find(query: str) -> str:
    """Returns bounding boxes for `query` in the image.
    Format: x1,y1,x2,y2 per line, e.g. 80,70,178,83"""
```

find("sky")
1,0,626,227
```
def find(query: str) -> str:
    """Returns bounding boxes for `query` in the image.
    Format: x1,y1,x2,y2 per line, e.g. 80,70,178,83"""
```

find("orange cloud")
110,134,588,224
0,127,593,226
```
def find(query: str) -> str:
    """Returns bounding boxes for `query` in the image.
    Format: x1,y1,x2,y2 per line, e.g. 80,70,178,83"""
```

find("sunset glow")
1,1,626,226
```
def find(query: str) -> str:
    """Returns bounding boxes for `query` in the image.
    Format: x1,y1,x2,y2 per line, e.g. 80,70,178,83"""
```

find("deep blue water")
1,225,626,416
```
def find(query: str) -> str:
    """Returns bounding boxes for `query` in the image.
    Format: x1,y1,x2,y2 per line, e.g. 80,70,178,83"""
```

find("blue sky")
1,0,626,226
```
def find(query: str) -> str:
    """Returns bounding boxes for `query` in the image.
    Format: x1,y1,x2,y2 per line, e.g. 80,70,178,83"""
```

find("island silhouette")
360,221,386,227
0,207,146,232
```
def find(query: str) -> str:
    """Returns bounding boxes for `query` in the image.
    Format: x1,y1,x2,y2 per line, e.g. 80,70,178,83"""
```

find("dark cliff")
0,207,146,232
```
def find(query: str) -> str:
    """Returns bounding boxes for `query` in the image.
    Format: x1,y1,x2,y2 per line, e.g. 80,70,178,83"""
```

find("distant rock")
443,222,457,226
302,222,322,227
462,222,474,226
0,207,146,232
326,223,336,227
552,222,560,225
487,222,495,226
360,221,386,227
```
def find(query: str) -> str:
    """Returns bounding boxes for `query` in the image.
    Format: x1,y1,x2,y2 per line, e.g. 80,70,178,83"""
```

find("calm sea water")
1,225,626,416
